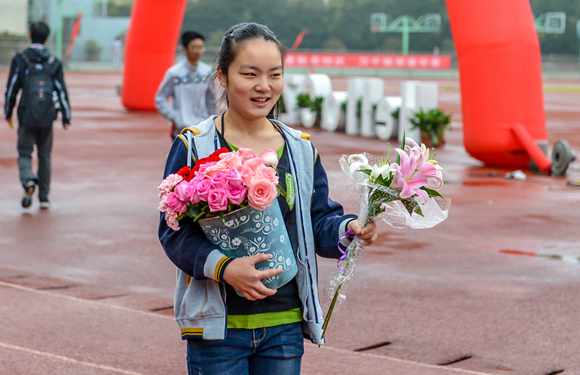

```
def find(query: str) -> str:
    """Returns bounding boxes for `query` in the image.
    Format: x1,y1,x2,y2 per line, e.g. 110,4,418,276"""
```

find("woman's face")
218,39,284,121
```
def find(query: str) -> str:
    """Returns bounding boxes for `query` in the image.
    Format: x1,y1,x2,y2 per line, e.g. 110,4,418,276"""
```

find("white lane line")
0,281,173,320
0,341,148,375
1,281,493,375
311,344,494,375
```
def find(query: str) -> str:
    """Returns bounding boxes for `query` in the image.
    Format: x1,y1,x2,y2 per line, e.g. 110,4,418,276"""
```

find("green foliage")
391,107,400,120
183,0,454,53
296,93,312,109
323,37,347,51
530,0,580,55
107,1,133,17
410,108,451,146
278,93,287,113
182,0,580,55
311,96,324,119
296,94,323,120
0,32,28,41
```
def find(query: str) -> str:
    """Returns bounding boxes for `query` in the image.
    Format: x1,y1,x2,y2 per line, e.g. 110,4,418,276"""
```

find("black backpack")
19,52,58,128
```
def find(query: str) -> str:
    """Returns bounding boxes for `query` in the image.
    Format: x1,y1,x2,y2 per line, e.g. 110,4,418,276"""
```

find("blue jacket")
158,116,356,344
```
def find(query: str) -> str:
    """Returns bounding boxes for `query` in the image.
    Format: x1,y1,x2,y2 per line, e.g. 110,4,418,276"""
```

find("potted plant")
296,93,312,110
85,40,102,61
296,93,317,128
410,108,451,148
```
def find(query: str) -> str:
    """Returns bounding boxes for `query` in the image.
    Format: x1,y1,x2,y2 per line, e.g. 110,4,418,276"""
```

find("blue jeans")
186,322,304,375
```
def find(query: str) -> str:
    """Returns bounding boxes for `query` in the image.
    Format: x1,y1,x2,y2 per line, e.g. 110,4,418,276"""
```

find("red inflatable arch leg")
121,0,188,111
445,0,551,172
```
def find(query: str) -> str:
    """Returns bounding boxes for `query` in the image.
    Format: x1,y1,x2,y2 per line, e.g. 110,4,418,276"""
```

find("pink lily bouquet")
322,138,451,338
158,147,282,229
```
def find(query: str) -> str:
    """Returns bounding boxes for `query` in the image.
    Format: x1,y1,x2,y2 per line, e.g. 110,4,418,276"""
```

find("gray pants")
17,125,53,202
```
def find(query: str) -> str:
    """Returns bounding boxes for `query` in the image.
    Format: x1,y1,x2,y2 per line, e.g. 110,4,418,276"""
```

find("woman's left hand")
347,219,378,246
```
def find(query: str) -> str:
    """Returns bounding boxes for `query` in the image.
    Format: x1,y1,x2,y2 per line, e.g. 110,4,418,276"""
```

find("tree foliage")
181,0,580,54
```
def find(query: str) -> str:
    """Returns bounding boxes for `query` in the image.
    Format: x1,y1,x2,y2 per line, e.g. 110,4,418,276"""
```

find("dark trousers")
17,125,53,202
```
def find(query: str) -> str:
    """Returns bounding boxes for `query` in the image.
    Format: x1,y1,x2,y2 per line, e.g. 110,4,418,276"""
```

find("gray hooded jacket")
165,116,354,345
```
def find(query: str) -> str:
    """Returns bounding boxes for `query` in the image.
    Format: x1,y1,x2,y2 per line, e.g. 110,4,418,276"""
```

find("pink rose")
247,178,278,211
204,160,230,178
238,165,254,186
225,168,243,186
238,148,257,163
219,151,242,169
185,182,200,204
196,179,212,201
167,192,188,215
174,180,189,201
198,161,217,176
225,184,247,205
191,171,205,184
165,210,180,231
158,174,183,197
207,189,228,212
244,157,266,179
211,172,229,190
261,148,279,167
255,165,279,185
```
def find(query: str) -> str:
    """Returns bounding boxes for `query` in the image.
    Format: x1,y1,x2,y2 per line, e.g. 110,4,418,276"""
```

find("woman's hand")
222,254,284,301
347,219,378,246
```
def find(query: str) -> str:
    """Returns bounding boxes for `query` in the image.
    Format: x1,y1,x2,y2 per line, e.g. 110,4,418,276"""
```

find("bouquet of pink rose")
159,146,298,294
158,147,283,231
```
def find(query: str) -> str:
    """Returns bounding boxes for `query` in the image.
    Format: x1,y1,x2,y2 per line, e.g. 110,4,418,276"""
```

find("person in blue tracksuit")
158,22,378,375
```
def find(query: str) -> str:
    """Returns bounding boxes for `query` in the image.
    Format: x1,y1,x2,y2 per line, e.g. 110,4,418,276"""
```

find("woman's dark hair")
181,31,205,48
30,22,50,44
209,22,287,119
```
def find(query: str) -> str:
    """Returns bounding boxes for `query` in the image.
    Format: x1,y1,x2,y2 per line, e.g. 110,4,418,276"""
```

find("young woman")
158,22,378,375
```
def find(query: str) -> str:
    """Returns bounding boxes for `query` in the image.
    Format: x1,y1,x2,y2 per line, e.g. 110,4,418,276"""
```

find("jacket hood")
28,46,52,61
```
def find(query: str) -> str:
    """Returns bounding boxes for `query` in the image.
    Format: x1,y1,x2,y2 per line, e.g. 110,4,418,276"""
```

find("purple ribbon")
337,229,355,273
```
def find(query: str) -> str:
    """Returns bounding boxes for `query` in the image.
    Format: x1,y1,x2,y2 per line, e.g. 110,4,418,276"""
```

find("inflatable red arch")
121,0,557,171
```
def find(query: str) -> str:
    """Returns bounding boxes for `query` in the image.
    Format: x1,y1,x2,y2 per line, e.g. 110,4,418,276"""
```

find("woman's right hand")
222,254,284,301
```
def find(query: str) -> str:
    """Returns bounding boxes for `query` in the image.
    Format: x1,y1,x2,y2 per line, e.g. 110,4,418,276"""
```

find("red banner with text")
285,53,451,70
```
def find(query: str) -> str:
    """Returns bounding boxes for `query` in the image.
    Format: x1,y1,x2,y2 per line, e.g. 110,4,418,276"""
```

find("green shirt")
223,140,302,330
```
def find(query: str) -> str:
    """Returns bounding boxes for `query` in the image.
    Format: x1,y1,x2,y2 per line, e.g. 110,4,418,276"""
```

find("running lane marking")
0,280,173,320
0,341,148,375
310,344,495,375
1,281,493,374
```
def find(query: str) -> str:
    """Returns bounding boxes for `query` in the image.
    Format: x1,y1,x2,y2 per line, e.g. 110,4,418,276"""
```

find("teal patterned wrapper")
199,199,298,297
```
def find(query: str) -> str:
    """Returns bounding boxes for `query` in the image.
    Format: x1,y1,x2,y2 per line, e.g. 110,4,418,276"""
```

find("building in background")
1,0,28,35
0,0,29,65
29,0,132,63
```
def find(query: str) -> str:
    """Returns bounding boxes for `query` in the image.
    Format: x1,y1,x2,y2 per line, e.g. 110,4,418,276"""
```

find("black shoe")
21,181,36,208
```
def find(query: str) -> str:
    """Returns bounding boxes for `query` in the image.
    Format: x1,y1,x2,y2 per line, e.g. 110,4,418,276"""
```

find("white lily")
347,154,371,180
370,164,393,180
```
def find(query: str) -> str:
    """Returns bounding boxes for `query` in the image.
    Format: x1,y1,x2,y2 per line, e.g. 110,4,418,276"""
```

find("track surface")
1,71,579,374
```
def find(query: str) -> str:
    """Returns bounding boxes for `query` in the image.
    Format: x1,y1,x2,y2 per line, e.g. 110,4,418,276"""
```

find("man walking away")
155,31,216,140
4,21,71,209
